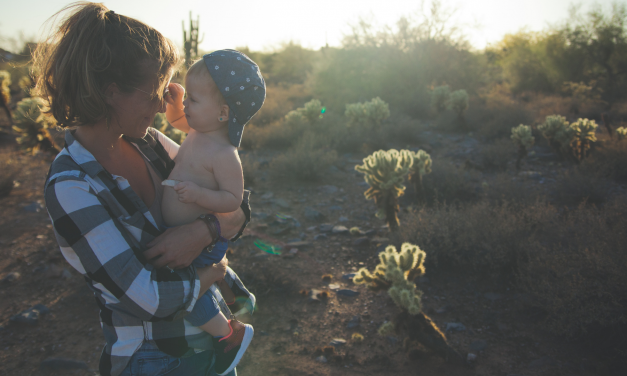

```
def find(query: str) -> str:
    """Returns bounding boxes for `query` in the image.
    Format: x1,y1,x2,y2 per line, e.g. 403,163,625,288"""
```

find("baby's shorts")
191,240,228,268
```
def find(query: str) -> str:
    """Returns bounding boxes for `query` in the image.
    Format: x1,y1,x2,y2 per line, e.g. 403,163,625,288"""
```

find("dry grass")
475,138,515,171
420,159,482,205
268,133,337,182
554,168,614,206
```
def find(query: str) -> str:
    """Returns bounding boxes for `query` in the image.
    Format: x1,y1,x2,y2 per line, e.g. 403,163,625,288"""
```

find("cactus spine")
408,150,432,203
355,149,413,230
511,124,534,170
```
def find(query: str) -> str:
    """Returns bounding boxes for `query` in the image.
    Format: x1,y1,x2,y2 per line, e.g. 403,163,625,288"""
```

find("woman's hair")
32,2,182,127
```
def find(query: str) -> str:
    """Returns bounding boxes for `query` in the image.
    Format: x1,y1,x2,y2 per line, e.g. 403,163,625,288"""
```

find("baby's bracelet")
197,214,221,247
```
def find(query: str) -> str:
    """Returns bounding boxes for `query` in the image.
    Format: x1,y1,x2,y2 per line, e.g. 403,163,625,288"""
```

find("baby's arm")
165,83,191,133
174,148,244,213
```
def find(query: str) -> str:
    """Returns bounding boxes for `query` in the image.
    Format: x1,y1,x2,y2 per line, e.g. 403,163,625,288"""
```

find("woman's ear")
220,104,230,121
104,82,120,106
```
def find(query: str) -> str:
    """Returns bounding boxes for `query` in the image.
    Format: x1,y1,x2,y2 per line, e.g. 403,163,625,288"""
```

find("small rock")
11,304,50,325
40,358,88,371
313,234,327,241
329,338,346,346
315,355,328,363
61,268,72,280
370,236,389,243
319,224,334,232
338,216,349,222
467,353,477,362
484,292,502,301
24,202,43,213
328,283,340,290
469,339,487,351
260,192,274,199
352,237,369,246
306,226,317,232
1,272,21,283
328,205,342,211
341,273,356,280
363,229,378,236
387,336,399,345
285,241,311,248
336,289,360,297
529,356,557,369
519,171,543,180
347,315,361,329
445,322,466,332
273,198,290,208
321,185,338,194
305,207,325,221
331,225,348,234
251,212,269,220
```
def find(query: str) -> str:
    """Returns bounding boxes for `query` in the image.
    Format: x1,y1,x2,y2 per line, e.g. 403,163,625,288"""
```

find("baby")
163,50,265,376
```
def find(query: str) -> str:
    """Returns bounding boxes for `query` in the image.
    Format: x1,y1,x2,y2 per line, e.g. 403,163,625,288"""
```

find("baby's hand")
174,181,201,203
165,83,185,108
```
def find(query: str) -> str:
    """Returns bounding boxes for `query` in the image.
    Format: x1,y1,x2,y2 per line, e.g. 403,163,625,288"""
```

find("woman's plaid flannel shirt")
44,129,250,376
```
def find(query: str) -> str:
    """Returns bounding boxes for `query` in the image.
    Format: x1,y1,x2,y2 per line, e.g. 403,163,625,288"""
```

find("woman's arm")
45,175,208,322
165,83,190,133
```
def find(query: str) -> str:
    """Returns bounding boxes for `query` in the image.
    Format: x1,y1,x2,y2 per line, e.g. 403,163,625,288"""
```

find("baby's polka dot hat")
203,50,266,147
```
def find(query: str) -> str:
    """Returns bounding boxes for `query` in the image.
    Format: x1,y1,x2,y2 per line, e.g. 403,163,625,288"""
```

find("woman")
37,3,249,375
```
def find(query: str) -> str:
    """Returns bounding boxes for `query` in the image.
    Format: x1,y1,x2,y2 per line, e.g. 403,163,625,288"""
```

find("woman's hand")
165,83,185,108
144,220,211,269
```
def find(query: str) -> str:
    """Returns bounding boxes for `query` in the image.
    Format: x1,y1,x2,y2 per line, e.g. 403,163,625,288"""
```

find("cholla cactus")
12,97,59,154
617,127,627,140
0,70,11,120
408,150,432,203
448,90,468,116
345,97,390,129
355,149,413,230
378,322,396,336
154,113,186,145
511,124,534,170
354,243,426,314
284,99,324,127
430,85,450,115
18,75,33,97
538,115,574,155
570,118,598,161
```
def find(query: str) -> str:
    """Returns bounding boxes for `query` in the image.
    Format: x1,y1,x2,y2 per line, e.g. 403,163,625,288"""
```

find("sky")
0,0,624,53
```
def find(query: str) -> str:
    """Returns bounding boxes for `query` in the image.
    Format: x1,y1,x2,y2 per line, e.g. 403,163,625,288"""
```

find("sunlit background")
0,0,623,52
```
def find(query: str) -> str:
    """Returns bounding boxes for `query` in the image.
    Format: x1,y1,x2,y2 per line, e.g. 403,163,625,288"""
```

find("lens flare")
254,239,282,255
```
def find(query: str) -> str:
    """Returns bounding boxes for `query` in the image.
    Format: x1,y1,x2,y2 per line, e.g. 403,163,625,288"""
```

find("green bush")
268,133,337,181
345,97,390,129
430,85,450,115
476,138,515,171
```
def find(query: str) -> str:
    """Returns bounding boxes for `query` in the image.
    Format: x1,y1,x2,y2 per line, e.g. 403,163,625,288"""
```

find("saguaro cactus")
570,118,598,162
12,97,59,154
408,150,432,203
0,70,12,121
182,12,204,66
354,243,462,363
511,124,534,170
355,149,413,230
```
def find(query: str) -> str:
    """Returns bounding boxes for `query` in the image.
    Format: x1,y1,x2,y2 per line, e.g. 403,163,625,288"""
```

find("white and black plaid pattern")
44,129,250,376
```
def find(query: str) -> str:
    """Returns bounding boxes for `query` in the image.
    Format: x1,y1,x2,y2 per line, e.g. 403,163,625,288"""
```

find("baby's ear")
220,104,230,120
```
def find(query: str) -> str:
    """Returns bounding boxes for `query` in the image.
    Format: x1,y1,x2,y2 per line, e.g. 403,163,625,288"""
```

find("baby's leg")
185,291,230,336
199,311,231,337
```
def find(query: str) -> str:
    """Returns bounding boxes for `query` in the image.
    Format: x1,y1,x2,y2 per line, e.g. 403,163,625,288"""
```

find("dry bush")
0,149,23,198
252,84,311,126
240,153,260,186
486,173,544,206
553,168,613,205
240,121,300,151
475,138,515,171
384,114,425,146
580,140,627,183
268,133,337,182
420,160,481,205
519,195,627,342
522,93,574,122
467,93,534,139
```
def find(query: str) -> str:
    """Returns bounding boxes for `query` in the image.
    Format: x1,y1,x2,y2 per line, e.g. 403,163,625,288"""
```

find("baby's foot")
212,319,254,375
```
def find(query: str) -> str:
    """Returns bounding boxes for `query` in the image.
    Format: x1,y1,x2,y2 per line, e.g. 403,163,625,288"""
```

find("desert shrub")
467,95,534,139
579,140,627,182
242,121,300,150
430,86,450,115
553,168,613,205
476,138,515,171
384,114,424,145
485,173,544,206
248,83,311,126
421,160,481,204
12,97,60,154
240,153,260,186
153,113,186,145
268,133,337,181
284,98,324,127
617,126,627,140
0,150,23,198
518,195,627,340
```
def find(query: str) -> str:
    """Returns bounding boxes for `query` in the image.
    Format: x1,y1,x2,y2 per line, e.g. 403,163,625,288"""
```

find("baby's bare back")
162,132,239,227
